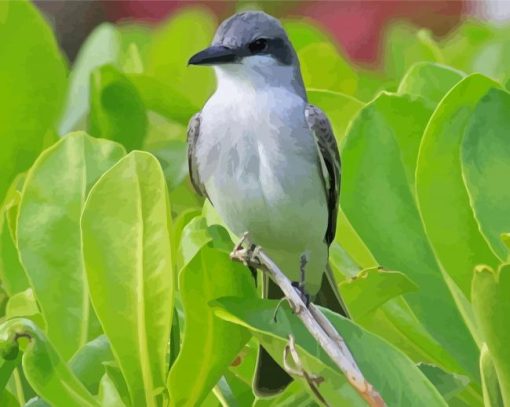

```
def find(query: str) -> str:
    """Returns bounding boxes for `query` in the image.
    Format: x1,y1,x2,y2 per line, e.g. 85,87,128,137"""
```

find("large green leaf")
398,62,465,105
0,319,98,407
214,297,447,407
147,8,216,109
416,74,501,298
472,264,510,405
342,93,479,380
168,247,256,407
82,151,173,407
340,267,418,318
307,90,363,144
59,23,121,134
0,0,67,202
89,65,147,151
17,132,125,360
461,88,510,259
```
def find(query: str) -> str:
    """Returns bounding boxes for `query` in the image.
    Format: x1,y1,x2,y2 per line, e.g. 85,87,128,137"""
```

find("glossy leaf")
145,139,188,191
17,132,125,359
0,0,67,202
168,247,256,407
59,23,121,134
214,297,447,407
0,319,98,407
342,93,479,379
398,62,465,105
416,74,501,298
82,151,173,407
472,264,510,405
340,267,418,318
461,88,510,259
89,65,147,151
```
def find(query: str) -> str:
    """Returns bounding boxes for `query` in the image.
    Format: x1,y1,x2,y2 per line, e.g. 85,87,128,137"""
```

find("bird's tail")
253,264,348,396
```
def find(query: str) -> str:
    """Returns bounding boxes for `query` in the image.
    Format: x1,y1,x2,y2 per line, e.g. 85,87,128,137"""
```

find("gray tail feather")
253,265,349,396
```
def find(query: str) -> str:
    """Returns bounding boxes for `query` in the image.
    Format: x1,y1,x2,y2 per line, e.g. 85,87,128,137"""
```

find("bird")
187,10,349,396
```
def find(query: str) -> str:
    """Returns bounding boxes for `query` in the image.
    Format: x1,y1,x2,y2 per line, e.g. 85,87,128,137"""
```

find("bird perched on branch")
187,10,348,396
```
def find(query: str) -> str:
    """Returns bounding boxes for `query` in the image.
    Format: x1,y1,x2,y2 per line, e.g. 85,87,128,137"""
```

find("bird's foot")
291,281,310,308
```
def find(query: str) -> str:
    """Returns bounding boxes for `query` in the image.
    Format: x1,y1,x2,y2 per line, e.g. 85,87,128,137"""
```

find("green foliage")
0,2,510,406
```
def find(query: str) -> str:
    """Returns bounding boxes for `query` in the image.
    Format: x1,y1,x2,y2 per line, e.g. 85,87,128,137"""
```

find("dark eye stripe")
248,38,268,54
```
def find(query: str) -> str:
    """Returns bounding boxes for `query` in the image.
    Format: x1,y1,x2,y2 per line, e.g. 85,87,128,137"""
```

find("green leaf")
416,74,501,298
69,335,113,395
59,23,121,134
480,344,504,407
340,267,418,318
214,297,447,407
299,43,357,95
0,0,67,202
147,8,216,108
89,65,147,151
17,132,125,360
342,93,479,380
398,62,465,105
307,90,363,144
418,364,470,401
82,151,173,407
461,88,510,259
0,319,98,407
177,216,212,270
472,264,510,405
0,177,29,297
128,75,197,125
168,247,256,407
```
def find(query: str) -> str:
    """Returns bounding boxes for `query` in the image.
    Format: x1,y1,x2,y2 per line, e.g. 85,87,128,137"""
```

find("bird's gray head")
188,11,305,97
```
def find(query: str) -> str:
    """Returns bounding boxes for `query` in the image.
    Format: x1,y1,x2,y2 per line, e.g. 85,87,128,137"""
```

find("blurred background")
35,0,508,66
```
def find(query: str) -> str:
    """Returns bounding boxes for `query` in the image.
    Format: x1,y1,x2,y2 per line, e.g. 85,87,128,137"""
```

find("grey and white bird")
187,10,348,395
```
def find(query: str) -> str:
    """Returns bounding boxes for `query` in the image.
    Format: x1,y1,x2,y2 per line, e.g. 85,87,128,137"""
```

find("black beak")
188,45,237,66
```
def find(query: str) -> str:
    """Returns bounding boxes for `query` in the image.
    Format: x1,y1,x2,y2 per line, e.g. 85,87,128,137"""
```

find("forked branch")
230,233,385,407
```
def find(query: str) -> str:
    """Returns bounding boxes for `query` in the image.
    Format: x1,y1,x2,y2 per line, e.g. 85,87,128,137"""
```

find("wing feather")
187,112,208,198
305,105,341,245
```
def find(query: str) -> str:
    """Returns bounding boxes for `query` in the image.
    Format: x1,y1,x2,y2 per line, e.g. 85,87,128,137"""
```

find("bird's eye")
248,38,268,54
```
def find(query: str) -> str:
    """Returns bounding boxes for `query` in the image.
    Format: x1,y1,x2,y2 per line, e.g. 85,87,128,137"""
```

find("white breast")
196,79,329,255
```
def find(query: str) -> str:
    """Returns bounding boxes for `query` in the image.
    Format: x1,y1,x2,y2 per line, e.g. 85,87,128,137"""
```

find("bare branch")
230,233,386,407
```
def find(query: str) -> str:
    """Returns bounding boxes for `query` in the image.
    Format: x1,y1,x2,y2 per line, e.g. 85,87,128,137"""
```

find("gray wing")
187,112,208,198
305,104,341,246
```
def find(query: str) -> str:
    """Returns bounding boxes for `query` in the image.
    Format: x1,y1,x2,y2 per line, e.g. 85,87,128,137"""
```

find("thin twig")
230,233,386,407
